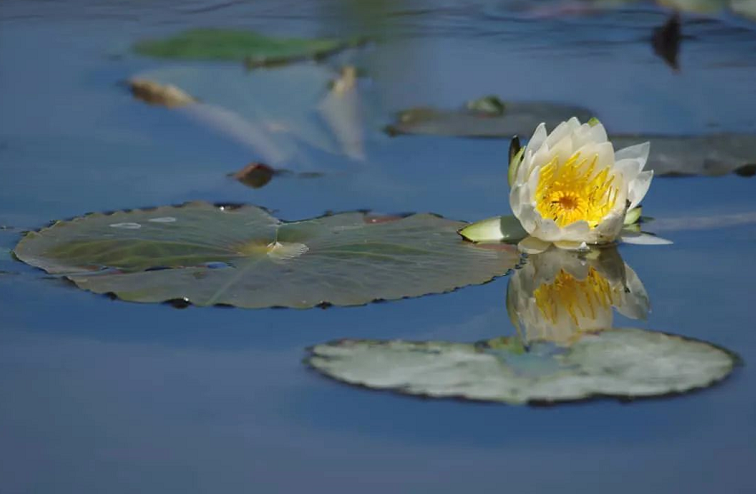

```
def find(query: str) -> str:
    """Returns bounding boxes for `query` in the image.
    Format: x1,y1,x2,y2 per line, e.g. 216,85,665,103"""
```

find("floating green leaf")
13,202,519,308
385,101,594,138
133,28,365,65
307,328,738,404
613,134,756,177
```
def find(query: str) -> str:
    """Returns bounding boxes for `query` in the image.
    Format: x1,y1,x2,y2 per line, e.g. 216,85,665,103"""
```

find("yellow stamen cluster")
535,152,618,228
533,267,614,326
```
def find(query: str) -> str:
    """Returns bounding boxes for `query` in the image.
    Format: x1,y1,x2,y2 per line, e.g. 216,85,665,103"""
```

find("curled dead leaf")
128,78,196,108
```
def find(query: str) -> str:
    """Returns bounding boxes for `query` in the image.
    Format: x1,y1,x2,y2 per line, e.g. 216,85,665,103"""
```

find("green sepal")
458,215,527,243
624,206,642,226
508,136,525,188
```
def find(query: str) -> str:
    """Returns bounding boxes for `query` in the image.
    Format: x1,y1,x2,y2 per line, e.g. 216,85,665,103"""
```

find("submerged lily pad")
133,29,365,66
13,202,519,308
385,101,594,138
307,328,738,404
613,134,756,177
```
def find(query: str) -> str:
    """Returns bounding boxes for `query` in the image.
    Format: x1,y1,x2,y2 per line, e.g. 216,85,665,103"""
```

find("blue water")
1,1,755,492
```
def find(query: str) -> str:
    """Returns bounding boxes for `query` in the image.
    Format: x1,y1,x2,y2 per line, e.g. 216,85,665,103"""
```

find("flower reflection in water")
507,246,648,346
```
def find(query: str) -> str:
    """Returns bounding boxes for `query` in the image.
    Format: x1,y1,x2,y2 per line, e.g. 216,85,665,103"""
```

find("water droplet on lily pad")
13,202,519,308
307,328,738,404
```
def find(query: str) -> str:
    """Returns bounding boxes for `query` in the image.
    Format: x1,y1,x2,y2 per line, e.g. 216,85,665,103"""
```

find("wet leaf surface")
385,101,595,138
13,202,519,308
613,134,756,177
133,28,365,65
307,328,738,404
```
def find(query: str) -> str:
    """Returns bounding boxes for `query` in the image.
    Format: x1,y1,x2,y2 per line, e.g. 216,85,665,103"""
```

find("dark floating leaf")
612,134,756,177
13,202,519,308
734,163,756,177
307,328,738,404
385,100,594,138
133,28,365,65
230,163,277,189
652,14,681,71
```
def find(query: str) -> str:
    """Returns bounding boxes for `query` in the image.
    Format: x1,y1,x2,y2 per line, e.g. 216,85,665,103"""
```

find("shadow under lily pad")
307,328,738,405
13,202,519,308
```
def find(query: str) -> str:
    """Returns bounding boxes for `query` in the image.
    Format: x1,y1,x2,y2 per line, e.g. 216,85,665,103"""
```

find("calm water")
1,1,756,492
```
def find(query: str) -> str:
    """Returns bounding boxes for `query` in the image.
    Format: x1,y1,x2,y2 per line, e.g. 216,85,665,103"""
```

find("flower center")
533,267,614,326
535,152,618,228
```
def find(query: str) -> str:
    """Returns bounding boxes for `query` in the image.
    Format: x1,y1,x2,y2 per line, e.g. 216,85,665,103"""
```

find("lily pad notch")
13,202,519,309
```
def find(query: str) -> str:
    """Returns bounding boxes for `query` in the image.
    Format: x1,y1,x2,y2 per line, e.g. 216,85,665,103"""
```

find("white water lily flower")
506,246,649,346
510,117,653,254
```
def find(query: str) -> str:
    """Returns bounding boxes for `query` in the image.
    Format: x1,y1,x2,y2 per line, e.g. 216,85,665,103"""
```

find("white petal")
528,145,554,177
509,184,523,217
628,170,653,210
518,236,551,254
621,232,673,245
534,218,562,241
571,141,615,172
615,142,650,168
527,123,548,153
545,120,575,148
516,203,538,234
561,220,591,241
614,158,643,184
595,212,625,243
588,121,608,143
549,135,574,165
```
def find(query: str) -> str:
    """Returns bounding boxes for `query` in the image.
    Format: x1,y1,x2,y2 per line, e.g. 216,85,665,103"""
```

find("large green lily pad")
133,29,365,66
385,99,595,138
13,202,519,308
307,329,738,404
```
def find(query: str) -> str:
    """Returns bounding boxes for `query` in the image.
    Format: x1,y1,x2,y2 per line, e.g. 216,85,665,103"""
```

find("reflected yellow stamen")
533,268,614,326
535,152,618,228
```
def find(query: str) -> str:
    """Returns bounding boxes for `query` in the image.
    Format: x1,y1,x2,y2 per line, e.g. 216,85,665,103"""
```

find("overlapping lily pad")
386,100,756,176
13,202,519,308
307,329,738,404
133,29,365,66
385,99,594,138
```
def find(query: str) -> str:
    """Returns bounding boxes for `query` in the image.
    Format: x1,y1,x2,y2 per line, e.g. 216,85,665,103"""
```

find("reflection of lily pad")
385,101,594,138
133,64,365,164
133,29,364,66
307,329,738,404
613,134,756,177
13,202,519,308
